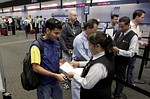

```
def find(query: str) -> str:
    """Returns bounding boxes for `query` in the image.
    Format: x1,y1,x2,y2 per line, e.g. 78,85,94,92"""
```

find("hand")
56,74,67,82
68,49,73,55
69,60,79,68
139,41,149,46
67,72,75,78
137,32,143,38
113,46,120,54
59,57,66,66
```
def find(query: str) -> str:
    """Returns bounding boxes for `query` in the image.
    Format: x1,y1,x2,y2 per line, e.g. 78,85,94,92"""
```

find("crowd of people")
0,15,47,37
1,8,148,99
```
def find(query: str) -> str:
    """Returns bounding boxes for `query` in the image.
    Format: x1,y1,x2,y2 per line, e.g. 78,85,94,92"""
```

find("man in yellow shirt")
31,18,66,99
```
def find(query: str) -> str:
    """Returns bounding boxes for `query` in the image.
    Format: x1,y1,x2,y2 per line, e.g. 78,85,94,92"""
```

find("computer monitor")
84,5,89,14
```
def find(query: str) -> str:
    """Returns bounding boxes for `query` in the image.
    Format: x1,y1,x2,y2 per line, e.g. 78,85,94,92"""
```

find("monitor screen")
84,5,89,14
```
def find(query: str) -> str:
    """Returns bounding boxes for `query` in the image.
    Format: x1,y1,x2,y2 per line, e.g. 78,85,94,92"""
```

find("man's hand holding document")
60,62,83,76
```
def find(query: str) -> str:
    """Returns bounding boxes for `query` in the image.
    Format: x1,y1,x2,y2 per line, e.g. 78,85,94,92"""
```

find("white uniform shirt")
118,29,139,57
73,51,108,89
130,21,140,54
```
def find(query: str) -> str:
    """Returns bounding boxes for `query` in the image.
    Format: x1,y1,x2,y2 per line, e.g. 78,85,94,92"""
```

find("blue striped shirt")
72,32,92,61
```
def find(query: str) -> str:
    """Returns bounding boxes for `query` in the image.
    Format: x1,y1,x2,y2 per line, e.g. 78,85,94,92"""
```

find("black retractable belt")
113,77,150,97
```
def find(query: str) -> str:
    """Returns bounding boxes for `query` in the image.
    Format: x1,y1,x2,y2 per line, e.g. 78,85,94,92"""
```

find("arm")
130,24,149,46
31,46,66,82
114,35,138,57
70,60,88,68
68,63,107,89
32,63,66,81
60,25,68,51
73,38,91,61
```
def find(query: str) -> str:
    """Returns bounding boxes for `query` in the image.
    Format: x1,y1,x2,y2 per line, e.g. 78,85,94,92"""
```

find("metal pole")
138,46,148,79
85,14,88,22
35,31,37,40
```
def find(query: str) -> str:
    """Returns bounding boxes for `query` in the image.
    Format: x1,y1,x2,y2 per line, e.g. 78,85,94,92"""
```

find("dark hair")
88,31,114,60
119,16,130,25
111,14,119,19
83,18,99,30
133,9,146,19
45,18,62,31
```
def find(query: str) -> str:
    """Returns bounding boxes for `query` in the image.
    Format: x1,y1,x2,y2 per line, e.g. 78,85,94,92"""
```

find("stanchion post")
135,31,150,84
35,29,37,40
145,33,150,67
135,41,150,84
138,46,147,79
144,44,150,68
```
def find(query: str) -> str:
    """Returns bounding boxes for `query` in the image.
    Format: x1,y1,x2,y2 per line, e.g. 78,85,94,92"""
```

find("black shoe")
114,93,127,99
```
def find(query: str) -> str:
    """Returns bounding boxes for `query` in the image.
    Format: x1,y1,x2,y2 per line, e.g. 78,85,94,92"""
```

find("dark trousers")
114,56,129,98
127,56,136,84
11,26,15,35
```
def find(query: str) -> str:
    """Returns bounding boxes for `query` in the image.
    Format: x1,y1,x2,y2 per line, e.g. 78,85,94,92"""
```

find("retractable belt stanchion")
135,33,150,84
145,33,150,68
35,28,37,40
0,50,12,99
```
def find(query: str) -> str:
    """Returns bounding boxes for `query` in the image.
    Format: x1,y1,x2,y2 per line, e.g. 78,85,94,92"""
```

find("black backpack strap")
36,39,44,55
35,39,44,66
104,23,109,33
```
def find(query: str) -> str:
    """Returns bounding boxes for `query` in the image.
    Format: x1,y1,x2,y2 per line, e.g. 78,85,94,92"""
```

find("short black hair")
119,16,130,25
133,9,146,19
83,19,99,30
111,14,119,19
45,18,62,31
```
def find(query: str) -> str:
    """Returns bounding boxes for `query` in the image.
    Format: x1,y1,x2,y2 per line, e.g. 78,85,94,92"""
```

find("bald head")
69,11,77,23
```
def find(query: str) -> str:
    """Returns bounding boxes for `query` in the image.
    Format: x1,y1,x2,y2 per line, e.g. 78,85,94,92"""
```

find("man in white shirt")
113,16,138,99
127,9,148,85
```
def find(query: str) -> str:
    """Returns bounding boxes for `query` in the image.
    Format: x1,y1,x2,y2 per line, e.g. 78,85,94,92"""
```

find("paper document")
105,28,114,38
60,62,83,76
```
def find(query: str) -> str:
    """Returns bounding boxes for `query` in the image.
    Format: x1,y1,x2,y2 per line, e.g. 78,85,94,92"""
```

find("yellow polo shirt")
31,46,41,65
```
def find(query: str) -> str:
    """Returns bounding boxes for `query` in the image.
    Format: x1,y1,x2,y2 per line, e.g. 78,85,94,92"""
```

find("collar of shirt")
130,21,140,35
82,31,88,39
123,29,132,36
92,51,105,60
130,21,135,27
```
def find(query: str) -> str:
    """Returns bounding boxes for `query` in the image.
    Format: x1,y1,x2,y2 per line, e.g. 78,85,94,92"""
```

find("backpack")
21,39,44,91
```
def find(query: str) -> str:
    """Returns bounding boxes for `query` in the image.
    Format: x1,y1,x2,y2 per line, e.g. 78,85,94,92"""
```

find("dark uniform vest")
114,30,136,65
80,55,115,99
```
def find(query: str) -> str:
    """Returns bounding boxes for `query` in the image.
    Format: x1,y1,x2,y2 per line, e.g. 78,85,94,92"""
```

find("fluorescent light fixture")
27,6,39,9
41,3,58,8
86,0,120,3
63,1,76,5
3,9,10,12
14,8,21,11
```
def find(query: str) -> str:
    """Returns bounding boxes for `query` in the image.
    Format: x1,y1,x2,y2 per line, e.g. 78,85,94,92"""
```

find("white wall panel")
88,3,150,23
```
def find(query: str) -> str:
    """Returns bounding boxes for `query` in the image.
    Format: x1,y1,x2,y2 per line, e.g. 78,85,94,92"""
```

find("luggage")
1,29,8,36
30,29,35,34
